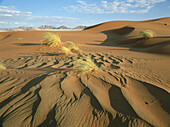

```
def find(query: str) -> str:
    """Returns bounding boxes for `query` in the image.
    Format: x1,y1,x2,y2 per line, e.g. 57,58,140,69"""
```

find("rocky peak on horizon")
1,25,87,31
57,26,70,29
39,25,58,29
74,26,86,29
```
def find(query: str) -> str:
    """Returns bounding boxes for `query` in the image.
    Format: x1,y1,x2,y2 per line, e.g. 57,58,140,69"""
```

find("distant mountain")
74,26,86,29
57,26,70,29
39,25,58,29
1,25,86,31
18,26,40,31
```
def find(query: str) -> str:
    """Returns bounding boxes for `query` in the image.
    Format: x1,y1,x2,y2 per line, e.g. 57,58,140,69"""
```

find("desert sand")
0,17,170,127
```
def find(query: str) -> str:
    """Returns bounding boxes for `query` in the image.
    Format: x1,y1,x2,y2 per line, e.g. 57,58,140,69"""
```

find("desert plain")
0,17,170,127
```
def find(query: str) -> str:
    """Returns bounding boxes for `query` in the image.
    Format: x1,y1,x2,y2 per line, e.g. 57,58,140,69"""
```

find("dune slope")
101,17,170,54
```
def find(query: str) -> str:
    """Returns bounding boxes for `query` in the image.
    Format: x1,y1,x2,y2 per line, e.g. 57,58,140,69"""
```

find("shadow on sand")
14,43,40,46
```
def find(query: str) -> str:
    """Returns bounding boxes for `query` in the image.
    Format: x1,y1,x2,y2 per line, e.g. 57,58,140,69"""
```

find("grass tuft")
41,32,62,47
140,30,155,38
65,41,79,51
16,37,23,40
73,56,98,72
61,46,73,55
0,61,6,69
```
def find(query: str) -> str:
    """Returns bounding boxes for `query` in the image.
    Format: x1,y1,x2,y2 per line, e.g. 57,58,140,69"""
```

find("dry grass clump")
61,46,73,55
41,32,62,47
73,56,98,72
140,30,155,38
65,41,79,51
41,32,80,56
0,61,6,69
16,37,23,40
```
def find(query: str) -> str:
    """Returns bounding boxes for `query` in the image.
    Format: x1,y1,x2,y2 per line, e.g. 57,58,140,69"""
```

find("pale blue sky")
0,0,170,28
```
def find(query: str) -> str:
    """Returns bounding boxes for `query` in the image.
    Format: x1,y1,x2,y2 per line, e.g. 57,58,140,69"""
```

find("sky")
0,0,170,28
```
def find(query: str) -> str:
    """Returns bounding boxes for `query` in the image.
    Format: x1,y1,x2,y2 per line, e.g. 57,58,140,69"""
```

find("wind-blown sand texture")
0,17,170,127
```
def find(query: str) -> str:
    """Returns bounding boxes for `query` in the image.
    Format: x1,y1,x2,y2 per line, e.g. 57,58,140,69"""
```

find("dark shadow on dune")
79,77,104,111
99,26,170,55
109,86,139,117
85,43,103,46
108,113,130,127
127,76,170,114
19,52,61,57
100,28,145,47
0,34,12,41
108,49,129,51
83,87,103,111
116,37,146,46
141,81,170,114
0,96,13,109
85,43,128,48
31,87,41,125
108,112,152,127
21,74,47,93
38,52,61,56
112,26,135,35
21,68,75,73
38,104,57,127
14,43,40,46
154,36,170,38
20,52,61,57
84,23,103,30
0,118,2,127
112,37,170,47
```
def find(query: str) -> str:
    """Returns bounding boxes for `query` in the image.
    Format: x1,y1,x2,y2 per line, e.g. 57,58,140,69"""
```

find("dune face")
100,17,170,55
0,17,170,127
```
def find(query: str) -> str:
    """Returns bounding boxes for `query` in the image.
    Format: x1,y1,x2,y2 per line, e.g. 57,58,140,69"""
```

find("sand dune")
101,17,170,54
0,17,170,127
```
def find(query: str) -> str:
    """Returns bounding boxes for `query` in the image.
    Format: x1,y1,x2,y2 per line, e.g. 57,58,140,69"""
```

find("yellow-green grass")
73,56,98,72
61,46,73,55
42,32,62,47
140,30,155,38
65,41,79,51
16,37,24,40
0,61,6,69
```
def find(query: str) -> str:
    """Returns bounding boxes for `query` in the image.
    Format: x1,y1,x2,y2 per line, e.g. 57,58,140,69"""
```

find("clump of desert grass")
61,46,73,55
65,41,79,52
16,37,23,40
41,32,62,47
0,61,6,69
73,56,98,73
140,30,155,38
41,32,80,56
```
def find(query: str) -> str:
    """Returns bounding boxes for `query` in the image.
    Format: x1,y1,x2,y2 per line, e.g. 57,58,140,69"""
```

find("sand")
0,17,170,127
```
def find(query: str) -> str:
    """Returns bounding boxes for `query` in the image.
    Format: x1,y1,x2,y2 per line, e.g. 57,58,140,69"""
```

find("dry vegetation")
73,56,98,73
65,41,79,51
16,37,24,40
41,32,80,55
41,32,62,47
61,46,73,55
0,61,6,69
140,30,155,38
41,32,98,72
